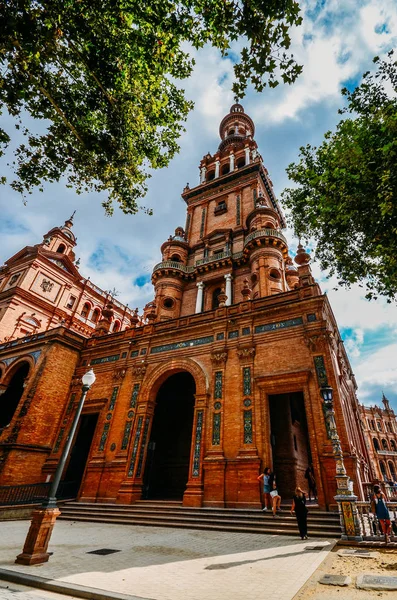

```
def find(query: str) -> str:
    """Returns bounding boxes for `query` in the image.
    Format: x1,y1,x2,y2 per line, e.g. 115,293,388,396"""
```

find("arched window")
391,440,396,452
236,157,245,169
373,438,380,451
388,462,396,481
81,302,91,318
92,308,101,323
221,163,230,176
382,439,389,450
0,362,30,428
112,320,121,333
212,287,223,310
170,254,181,263
57,244,66,254
380,461,387,480
228,128,235,136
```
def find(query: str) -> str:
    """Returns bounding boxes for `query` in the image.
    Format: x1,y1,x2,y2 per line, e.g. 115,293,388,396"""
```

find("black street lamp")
44,368,96,508
16,369,96,565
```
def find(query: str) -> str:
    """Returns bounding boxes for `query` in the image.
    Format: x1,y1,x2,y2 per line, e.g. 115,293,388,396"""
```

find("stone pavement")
0,520,335,600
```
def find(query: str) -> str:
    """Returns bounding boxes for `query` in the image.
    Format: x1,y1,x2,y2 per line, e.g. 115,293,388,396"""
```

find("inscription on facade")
255,317,303,334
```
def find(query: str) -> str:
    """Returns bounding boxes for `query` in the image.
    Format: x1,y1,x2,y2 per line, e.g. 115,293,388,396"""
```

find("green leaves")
0,0,302,214
282,52,397,301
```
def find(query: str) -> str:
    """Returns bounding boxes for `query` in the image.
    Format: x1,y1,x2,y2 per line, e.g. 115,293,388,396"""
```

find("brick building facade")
360,395,397,484
0,214,133,342
0,105,371,509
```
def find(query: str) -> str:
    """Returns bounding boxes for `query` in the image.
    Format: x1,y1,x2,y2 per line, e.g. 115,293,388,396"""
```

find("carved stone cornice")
210,349,228,366
237,346,256,361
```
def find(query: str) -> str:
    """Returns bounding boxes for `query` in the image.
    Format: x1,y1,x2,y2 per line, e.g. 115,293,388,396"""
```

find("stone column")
229,152,235,171
224,274,232,306
195,282,204,313
215,160,220,179
245,147,250,165
200,166,206,183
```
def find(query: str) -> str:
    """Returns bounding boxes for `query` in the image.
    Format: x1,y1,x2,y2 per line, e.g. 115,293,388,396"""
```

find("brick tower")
0,105,371,511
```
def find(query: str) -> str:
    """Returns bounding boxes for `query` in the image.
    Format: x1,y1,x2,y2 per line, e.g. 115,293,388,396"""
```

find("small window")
92,308,101,323
213,248,224,257
66,296,76,309
207,170,215,181
221,163,230,176
81,302,91,318
57,244,66,254
163,297,175,309
269,269,281,281
228,128,235,136
236,157,245,169
373,438,380,451
377,421,383,432
112,320,121,333
382,439,388,450
170,254,182,263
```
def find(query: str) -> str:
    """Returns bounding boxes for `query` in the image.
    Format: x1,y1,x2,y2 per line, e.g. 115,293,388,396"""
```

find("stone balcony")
152,260,195,276
244,228,287,246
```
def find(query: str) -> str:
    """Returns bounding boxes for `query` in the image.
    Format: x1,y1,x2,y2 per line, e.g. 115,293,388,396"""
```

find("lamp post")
320,385,362,541
16,369,96,565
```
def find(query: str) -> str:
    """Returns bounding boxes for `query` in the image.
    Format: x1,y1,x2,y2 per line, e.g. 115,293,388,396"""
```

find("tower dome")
218,104,255,151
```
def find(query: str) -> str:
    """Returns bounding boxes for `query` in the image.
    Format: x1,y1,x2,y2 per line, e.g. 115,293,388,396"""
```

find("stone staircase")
58,500,340,538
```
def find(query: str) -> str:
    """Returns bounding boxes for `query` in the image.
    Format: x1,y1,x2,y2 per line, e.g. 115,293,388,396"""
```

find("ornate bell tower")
152,104,315,320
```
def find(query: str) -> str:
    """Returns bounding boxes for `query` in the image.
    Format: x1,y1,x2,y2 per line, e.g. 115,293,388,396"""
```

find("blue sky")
0,0,397,410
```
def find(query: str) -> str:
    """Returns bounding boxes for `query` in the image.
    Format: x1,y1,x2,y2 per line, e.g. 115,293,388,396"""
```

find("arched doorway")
143,372,195,500
0,362,30,428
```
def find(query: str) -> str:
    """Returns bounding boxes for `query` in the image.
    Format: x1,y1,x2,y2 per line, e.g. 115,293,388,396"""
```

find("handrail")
196,250,232,266
152,261,195,274
0,481,77,505
244,228,287,246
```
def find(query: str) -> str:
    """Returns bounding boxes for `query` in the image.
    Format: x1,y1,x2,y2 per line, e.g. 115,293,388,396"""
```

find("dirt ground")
293,546,397,599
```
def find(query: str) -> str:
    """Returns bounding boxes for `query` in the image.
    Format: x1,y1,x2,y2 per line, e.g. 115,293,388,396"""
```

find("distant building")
360,394,397,483
0,214,133,341
0,104,371,510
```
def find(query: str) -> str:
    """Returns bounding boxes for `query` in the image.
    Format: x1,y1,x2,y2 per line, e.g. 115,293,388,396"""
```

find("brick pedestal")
15,506,61,565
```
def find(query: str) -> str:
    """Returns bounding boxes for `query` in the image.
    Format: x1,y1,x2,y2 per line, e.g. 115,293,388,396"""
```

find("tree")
0,0,302,215
282,52,397,301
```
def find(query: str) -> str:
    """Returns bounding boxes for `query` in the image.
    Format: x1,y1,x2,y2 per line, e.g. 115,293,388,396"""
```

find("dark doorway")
143,372,195,500
0,362,30,428
63,413,99,497
269,392,311,499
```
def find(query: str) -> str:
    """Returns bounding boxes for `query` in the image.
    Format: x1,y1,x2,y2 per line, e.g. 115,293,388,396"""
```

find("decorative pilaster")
215,159,220,178
195,282,204,313
224,274,232,306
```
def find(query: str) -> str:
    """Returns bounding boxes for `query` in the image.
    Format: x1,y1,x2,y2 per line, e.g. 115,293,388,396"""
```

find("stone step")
58,512,337,537
69,501,339,519
60,504,340,525
58,501,340,537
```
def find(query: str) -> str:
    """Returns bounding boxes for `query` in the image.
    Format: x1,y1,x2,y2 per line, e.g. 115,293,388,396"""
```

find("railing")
377,450,397,456
152,261,195,274
196,250,232,266
0,481,78,506
244,228,287,246
356,501,397,541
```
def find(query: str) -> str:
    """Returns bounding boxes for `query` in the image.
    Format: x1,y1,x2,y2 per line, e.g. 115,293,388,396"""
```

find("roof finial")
64,210,76,229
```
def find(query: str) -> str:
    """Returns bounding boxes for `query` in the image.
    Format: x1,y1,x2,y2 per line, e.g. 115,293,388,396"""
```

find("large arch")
143,357,209,404
0,360,30,428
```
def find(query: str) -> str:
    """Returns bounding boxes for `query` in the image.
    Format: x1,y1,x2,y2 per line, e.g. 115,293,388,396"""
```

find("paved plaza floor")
0,520,335,600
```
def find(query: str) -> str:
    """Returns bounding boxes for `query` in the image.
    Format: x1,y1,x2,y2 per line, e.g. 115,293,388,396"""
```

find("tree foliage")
0,0,302,214
282,52,397,301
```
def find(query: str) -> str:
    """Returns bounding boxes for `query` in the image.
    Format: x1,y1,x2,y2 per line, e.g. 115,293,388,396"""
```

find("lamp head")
82,368,96,389
320,385,333,403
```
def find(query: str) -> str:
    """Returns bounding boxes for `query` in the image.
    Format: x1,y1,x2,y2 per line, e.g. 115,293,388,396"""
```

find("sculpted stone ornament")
210,350,228,365
241,278,252,301
237,346,256,361
40,279,54,293
113,368,126,381
132,361,148,378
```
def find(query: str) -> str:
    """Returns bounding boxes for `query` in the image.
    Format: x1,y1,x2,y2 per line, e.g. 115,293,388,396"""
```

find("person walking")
371,484,392,544
304,464,317,501
257,467,274,512
291,487,308,539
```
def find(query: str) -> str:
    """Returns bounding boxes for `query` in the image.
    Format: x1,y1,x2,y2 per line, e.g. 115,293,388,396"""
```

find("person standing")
304,464,317,501
270,480,281,517
371,484,392,544
291,487,308,539
257,467,274,512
